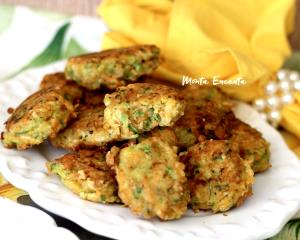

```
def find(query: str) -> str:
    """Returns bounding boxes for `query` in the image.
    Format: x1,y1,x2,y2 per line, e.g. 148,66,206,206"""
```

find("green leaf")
63,38,87,58
7,22,70,79
282,52,300,73
267,218,300,240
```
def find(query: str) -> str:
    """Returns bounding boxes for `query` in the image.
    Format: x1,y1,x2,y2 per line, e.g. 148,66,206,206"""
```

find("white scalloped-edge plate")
0,197,79,240
0,62,300,240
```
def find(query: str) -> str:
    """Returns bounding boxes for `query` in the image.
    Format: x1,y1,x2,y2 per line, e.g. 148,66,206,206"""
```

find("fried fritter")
183,140,254,213
110,137,189,220
47,149,119,203
65,45,160,90
138,127,178,147
40,72,83,102
230,119,271,173
182,85,232,107
174,86,234,149
174,101,235,148
103,83,185,139
1,88,76,150
51,105,116,151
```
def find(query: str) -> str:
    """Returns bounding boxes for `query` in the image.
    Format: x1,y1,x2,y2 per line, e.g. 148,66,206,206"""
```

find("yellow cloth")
97,0,295,101
282,92,300,139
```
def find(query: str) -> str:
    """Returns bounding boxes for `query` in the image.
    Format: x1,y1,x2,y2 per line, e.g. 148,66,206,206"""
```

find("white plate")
0,62,300,240
0,197,79,240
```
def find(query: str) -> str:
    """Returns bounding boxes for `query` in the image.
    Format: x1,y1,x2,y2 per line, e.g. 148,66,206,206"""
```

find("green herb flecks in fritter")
1,88,76,150
108,137,189,220
51,105,117,151
138,127,178,148
182,140,254,213
103,83,185,139
174,86,234,149
47,149,119,203
230,119,271,173
65,45,160,90
40,72,83,102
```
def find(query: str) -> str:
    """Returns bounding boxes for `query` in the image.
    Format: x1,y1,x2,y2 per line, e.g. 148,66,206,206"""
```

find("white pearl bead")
268,110,281,121
293,81,300,91
265,81,278,95
266,96,280,109
277,69,289,81
253,98,266,111
268,110,281,127
281,93,294,105
279,80,291,91
289,71,300,82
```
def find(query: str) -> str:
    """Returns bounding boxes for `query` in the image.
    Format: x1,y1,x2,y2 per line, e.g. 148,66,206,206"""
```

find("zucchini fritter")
138,127,178,147
65,45,160,90
230,119,271,173
174,86,234,149
175,101,235,148
51,105,116,151
103,83,185,139
40,72,83,102
110,137,189,220
183,140,254,213
182,85,232,107
1,88,76,150
47,149,119,203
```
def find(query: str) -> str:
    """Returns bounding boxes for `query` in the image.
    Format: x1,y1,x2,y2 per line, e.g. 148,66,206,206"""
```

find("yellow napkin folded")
282,92,300,138
97,0,295,101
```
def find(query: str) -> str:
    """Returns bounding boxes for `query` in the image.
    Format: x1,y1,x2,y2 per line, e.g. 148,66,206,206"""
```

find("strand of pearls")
253,70,300,127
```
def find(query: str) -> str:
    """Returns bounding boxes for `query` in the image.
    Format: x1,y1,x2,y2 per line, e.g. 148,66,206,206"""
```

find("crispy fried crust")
182,85,232,107
103,83,185,139
47,149,119,203
111,137,189,220
51,105,116,151
2,87,76,150
177,86,270,173
174,86,234,149
138,127,178,147
40,72,83,102
182,140,254,213
65,45,160,90
230,119,271,173
174,102,235,149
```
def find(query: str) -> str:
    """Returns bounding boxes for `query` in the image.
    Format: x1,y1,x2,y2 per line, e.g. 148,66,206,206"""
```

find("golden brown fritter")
51,105,116,151
40,72,83,102
47,149,119,203
108,137,189,220
138,127,178,147
182,140,254,213
65,45,160,90
230,119,271,173
1,87,76,150
182,85,232,108
174,101,235,148
174,86,234,149
103,83,185,139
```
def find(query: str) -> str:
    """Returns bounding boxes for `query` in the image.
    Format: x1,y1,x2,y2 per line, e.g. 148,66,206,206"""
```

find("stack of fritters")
1,44,271,221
